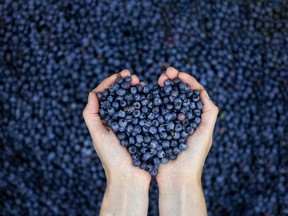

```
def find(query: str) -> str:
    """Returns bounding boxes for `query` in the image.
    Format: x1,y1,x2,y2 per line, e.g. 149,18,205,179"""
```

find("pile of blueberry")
98,76,203,176
1,0,288,215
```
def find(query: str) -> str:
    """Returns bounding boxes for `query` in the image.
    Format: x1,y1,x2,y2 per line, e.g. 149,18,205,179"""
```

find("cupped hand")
83,70,151,184
156,67,219,185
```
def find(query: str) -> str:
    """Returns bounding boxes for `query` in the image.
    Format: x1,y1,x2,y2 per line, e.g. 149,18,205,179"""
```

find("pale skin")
83,67,218,216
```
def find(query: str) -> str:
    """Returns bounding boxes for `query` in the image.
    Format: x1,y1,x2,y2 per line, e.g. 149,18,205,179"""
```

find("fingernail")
203,90,210,99
88,92,92,103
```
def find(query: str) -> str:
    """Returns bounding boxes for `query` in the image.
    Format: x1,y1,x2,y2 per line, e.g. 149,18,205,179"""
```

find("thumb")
82,92,106,140
199,90,219,135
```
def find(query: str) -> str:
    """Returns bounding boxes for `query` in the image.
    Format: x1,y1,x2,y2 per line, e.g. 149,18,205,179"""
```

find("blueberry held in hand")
98,75,203,176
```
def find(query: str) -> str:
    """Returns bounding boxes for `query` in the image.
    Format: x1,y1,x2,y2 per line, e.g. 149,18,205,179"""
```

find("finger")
165,67,179,79
82,92,107,139
130,74,140,86
158,73,169,87
178,72,205,91
140,81,145,86
93,74,118,93
198,90,219,133
119,69,131,78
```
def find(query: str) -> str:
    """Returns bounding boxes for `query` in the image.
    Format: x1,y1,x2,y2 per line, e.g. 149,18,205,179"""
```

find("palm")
94,129,151,180
156,126,212,181
155,67,217,182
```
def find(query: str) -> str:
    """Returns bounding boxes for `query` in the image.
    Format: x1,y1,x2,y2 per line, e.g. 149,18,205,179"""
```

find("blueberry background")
1,0,288,215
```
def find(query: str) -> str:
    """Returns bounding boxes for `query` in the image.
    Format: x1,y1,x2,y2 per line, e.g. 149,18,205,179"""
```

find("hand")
82,69,151,184
156,67,219,185
83,70,151,216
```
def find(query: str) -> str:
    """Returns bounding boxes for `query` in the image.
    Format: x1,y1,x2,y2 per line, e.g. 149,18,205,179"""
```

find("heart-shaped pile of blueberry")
98,76,203,176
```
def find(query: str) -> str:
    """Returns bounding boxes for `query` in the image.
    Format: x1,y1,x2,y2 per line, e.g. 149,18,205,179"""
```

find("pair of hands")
83,67,218,215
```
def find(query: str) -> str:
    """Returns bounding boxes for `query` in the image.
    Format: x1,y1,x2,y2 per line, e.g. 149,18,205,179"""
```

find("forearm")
158,177,207,216
100,175,150,216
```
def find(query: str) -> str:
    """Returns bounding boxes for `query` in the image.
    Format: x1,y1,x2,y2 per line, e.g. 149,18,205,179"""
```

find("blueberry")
120,100,127,108
173,147,180,155
157,150,166,158
119,119,127,128
173,132,181,139
136,84,144,93
141,147,148,154
124,76,132,83
133,125,141,134
111,122,119,132
179,143,188,151
171,89,179,97
112,101,120,109
175,123,182,132
128,146,137,154
116,77,124,84
143,125,149,133
149,126,157,134
135,133,143,145
156,144,163,151
117,89,127,96
145,164,153,172
148,113,156,120
171,140,178,147
161,158,168,164
109,83,120,92
164,85,172,94
130,87,137,95
140,162,147,170
99,108,107,117
150,169,158,176
153,157,161,166
124,93,134,101
169,154,177,160
187,127,194,135
164,79,171,86
117,132,126,140
162,140,170,149
126,124,134,133
131,118,139,125
121,139,129,147
152,107,159,114
129,137,135,145
160,132,168,139
193,89,200,96
144,135,152,143
141,106,149,113
142,153,152,161
166,121,175,131
173,78,181,84
153,97,162,106
133,160,141,167
189,102,196,109
132,110,141,117
177,113,186,121
133,101,141,109
196,101,204,109
150,140,158,148
150,148,157,156
107,107,115,115
194,116,201,124
164,113,173,122
194,109,202,116
152,120,160,127
134,94,141,101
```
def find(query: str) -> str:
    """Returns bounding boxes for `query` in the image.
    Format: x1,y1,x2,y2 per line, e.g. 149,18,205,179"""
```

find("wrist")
101,171,150,216
107,171,151,192
157,174,202,191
